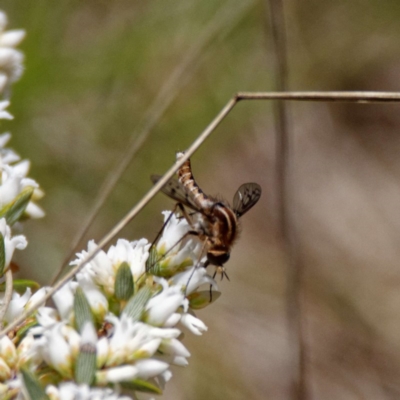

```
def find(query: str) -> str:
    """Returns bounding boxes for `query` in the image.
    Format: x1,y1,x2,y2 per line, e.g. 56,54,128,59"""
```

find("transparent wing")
232,182,262,217
151,174,201,211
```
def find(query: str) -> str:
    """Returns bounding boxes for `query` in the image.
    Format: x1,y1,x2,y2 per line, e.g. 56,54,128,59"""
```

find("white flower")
135,359,169,379
105,315,161,366
35,307,59,330
0,100,12,120
159,338,190,359
16,333,39,368
0,357,11,380
157,211,191,253
38,323,79,378
3,287,30,323
9,159,45,218
146,326,181,340
0,218,26,273
0,11,25,89
0,74,6,92
171,265,217,295
45,382,131,400
0,335,16,368
25,286,49,310
157,369,173,390
0,30,25,48
81,321,97,347
156,353,189,367
0,47,24,83
24,201,45,219
180,313,208,335
0,132,11,148
0,165,37,205
107,238,150,280
96,336,109,369
72,240,114,295
11,159,29,176
145,278,185,326
0,134,45,219
76,272,108,320
72,238,150,297
0,11,7,31
96,365,138,384
163,312,181,327
0,74,5,92
0,163,44,219
154,212,201,272
0,133,20,166
52,280,77,321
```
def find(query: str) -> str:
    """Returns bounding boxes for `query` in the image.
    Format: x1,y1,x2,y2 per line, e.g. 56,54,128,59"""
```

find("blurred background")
3,0,400,398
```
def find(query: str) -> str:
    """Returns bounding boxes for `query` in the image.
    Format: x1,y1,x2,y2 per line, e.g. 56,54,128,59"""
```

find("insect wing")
151,174,200,211
233,182,262,217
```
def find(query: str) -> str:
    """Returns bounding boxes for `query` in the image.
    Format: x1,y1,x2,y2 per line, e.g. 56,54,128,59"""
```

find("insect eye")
207,251,230,266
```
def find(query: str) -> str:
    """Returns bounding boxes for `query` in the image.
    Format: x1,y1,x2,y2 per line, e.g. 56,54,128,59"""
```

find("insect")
151,152,262,279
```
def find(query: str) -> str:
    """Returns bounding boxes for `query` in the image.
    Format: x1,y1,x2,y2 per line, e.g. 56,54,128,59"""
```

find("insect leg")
146,203,200,276
207,266,229,301
145,203,180,273
209,268,218,302
146,204,178,272
156,230,198,264
184,239,209,296
176,202,197,229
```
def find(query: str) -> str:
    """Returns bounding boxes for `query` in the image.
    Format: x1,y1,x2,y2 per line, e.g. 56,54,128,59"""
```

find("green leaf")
12,279,41,293
123,286,152,322
114,262,134,301
188,290,221,309
74,287,95,333
0,233,5,276
0,186,34,226
37,368,63,387
20,367,50,400
145,246,158,274
74,344,97,385
0,279,41,294
16,320,39,341
121,378,163,394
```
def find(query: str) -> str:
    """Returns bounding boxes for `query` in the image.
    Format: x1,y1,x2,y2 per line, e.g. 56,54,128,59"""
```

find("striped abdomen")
204,202,239,266
177,152,213,210
211,204,238,248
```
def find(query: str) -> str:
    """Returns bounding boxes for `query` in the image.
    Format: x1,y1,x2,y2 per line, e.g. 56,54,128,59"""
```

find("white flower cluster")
1,212,219,399
0,55,43,282
0,10,25,96
0,11,43,222
0,132,45,220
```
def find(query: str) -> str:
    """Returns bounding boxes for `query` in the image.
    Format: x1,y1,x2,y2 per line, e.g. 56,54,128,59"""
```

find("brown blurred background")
3,0,400,398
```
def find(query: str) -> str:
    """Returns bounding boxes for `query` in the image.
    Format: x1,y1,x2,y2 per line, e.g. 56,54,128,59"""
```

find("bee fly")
150,152,262,279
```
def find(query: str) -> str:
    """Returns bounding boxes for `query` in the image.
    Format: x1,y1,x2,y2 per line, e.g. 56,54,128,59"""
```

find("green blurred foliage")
3,0,400,399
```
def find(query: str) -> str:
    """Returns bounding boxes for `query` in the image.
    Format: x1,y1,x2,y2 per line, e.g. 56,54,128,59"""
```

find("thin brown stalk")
236,91,400,102
51,0,256,285
267,1,308,399
4,90,400,337
267,0,306,398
